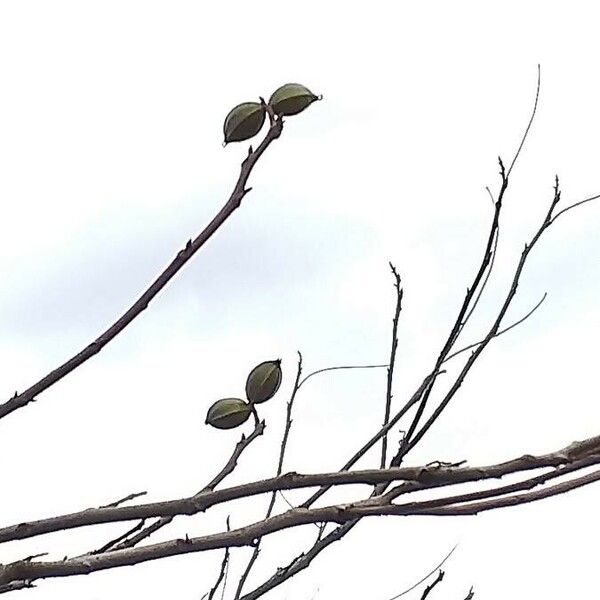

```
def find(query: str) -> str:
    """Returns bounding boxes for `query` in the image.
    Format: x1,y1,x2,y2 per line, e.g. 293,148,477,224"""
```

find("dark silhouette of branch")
111,418,265,550
0,118,284,423
507,64,541,177
403,176,562,454
420,570,444,600
205,518,231,600
443,292,547,364
385,545,456,600
297,363,388,390
381,263,403,468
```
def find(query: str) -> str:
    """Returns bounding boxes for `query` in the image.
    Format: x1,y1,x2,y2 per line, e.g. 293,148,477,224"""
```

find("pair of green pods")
205,359,283,430
223,83,321,145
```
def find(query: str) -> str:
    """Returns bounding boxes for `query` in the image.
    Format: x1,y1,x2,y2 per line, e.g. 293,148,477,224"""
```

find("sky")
0,1,599,598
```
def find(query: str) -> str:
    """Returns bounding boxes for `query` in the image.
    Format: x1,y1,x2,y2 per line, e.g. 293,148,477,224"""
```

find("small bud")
245,359,282,404
268,83,321,116
205,398,252,430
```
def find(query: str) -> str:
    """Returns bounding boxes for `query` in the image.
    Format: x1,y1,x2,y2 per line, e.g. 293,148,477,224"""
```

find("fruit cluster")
223,83,321,145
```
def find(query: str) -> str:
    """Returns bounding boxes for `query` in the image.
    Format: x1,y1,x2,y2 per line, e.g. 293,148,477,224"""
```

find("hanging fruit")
268,83,321,116
223,102,266,145
205,398,252,429
245,359,282,404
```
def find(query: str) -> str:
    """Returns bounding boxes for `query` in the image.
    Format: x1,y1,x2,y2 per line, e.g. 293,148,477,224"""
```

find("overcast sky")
0,2,599,599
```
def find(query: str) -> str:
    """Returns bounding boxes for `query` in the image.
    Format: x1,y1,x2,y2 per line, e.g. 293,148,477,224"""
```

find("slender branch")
404,177,562,453
299,371,442,509
297,364,388,390
0,118,284,422
233,353,303,599
443,292,547,364
90,520,146,555
100,491,147,509
400,159,508,454
550,192,600,224
459,227,499,335
206,518,231,600
386,545,456,600
111,419,265,550
381,263,403,468
464,586,475,600
507,64,541,177
239,520,358,600
420,570,444,600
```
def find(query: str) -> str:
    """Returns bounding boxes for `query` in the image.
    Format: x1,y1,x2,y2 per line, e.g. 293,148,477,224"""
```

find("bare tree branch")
385,545,456,600
0,117,284,422
111,418,265,550
443,292,547,364
381,263,403,468
507,64,541,177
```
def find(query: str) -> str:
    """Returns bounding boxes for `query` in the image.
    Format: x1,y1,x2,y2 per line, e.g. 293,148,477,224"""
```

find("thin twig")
507,64,541,177
459,227,499,334
443,292,547,364
381,263,403,468
385,545,456,600
206,518,231,600
100,491,148,509
297,364,388,390
420,570,444,600
464,586,475,599
550,192,600,224
404,178,562,453
399,158,508,457
90,520,146,555
111,419,265,550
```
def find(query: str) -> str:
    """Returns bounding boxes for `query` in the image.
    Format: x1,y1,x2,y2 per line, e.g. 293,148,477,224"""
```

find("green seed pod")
223,102,266,145
205,398,252,430
268,83,321,116
245,359,282,404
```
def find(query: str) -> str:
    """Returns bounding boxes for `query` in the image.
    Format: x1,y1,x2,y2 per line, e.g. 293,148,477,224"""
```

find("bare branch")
507,64,541,177
297,364,388,390
385,545,456,600
2,455,599,587
381,263,403,468
443,292,547,364
0,118,284,422
550,191,600,224
2,430,599,547
404,177,563,453
100,491,148,509
420,570,444,600
206,518,231,600
111,419,265,550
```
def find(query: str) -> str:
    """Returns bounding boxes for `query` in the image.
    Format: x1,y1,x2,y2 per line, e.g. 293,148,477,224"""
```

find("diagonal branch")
0,118,284,422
